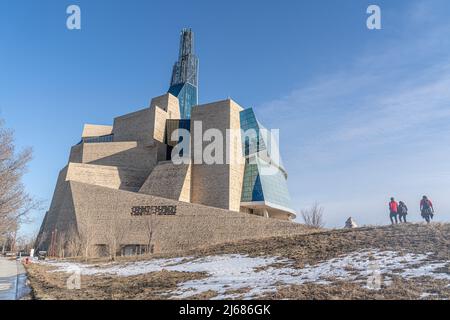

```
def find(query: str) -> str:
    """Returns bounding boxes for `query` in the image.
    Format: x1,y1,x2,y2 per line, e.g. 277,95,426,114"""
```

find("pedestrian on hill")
398,201,408,223
420,195,434,224
389,197,398,225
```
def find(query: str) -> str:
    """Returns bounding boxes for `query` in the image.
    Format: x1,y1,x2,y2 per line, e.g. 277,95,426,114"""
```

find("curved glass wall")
240,108,294,213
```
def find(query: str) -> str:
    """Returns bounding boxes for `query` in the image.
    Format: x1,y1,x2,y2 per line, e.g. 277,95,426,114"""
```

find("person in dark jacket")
398,201,408,223
420,195,434,224
389,197,398,224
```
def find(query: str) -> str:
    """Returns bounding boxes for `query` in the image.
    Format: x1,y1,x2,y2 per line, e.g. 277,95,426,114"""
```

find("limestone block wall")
37,181,309,254
190,99,245,211
112,94,179,146
112,108,155,144
228,100,246,212
139,162,191,202
150,93,180,119
81,124,113,138
69,144,83,163
66,162,149,192
47,166,70,213
151,95,181,144
153,107,169,143
40,161,150,249
35,178,78,251
71,141,157,172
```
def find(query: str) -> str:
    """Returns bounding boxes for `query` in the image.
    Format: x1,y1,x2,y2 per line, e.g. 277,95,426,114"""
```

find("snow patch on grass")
39,250,450,299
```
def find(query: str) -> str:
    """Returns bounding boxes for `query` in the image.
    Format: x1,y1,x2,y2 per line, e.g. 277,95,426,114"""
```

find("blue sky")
1,0,449,236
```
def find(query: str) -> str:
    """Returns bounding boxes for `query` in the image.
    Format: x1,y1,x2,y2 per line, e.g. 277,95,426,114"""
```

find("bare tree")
0,120,40,242
1,228,17,253
56,231,67,258
301,203,325,228
65,227,81,257
15,233,37,254
78,215,96,262
143,215,159,254
106,216,130,261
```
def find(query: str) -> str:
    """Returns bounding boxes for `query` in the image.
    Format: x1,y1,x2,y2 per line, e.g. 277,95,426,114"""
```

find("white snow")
420,292,438,299
39,249,450,299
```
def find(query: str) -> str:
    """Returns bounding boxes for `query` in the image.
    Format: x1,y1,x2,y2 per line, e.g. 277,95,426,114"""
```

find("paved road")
0,257,30,300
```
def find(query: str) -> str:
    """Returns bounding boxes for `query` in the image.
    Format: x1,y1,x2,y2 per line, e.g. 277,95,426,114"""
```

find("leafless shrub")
56,232,67,258
15,232,37,254
65,227,81,257
0,120,41,244
144,216,159,254
301,203,325,229
78,215,96,262
106,215,130,261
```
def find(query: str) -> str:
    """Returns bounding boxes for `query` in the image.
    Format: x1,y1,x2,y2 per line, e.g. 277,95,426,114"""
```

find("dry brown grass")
26,223,450,300
261,277,450,300
187,223,450,266
27,263,207,300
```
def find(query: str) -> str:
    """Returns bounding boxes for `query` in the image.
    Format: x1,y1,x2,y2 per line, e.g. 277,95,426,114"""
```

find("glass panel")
83,134,114,143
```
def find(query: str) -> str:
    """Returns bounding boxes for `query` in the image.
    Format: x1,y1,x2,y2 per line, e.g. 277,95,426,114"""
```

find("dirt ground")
188,223,450,264
27,264,207,300
262,277,450,300
26,223,450,300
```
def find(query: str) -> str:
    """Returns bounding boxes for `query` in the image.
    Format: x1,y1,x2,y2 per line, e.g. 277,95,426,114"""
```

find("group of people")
388,196,435,224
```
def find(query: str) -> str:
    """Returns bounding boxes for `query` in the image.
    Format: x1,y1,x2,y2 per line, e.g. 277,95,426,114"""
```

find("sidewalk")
0,257,30,300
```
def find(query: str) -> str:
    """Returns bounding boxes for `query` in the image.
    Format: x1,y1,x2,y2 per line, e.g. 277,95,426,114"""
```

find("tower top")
170,28,199,88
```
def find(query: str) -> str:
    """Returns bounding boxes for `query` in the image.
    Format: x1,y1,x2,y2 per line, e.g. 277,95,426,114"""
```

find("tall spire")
168,28,199,119
170,28,199,88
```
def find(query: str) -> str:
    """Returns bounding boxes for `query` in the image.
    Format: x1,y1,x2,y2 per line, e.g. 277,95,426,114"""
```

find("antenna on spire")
168,28,199,119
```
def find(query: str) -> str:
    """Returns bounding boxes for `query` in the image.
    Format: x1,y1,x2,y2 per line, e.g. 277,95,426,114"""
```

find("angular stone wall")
139,162,191,202
37,181,308,255
81,124,113,138
68,141,158,172
66,162,149,192
190,99,245,212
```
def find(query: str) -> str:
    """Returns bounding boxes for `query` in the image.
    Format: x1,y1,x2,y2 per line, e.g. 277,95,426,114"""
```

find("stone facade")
139,162,191,202
37,181,307,255
190,99,245,211
81,124,113,138
36,93,300,256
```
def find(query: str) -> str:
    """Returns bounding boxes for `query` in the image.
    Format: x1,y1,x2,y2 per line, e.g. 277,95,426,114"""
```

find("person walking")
389,197,398,225
420,195,434,224
398,201,408,223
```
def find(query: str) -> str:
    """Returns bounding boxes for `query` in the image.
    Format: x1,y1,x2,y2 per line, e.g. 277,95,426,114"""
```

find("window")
82,134,114,143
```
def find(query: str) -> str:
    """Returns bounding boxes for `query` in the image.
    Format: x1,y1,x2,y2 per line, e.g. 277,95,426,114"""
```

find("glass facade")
240,108,294,212
257,158,293,209
82,134,114,144
168,83,197,119
239,108,266,156
241,162,264,202
241,157,293,209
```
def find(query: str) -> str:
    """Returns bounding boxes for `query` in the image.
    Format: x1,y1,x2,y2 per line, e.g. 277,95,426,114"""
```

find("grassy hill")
26,223,450,300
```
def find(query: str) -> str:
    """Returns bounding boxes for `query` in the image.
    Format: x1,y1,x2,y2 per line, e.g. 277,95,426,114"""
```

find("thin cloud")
256,1,450,226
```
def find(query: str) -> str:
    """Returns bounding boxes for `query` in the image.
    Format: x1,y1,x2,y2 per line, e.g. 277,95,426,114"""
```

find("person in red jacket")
389,197,398,225
420,195,434,224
